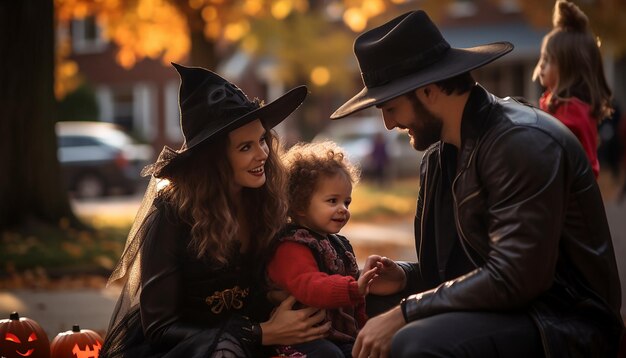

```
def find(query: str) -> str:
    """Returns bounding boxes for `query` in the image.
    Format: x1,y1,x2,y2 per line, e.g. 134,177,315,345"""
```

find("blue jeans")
391,311,543,357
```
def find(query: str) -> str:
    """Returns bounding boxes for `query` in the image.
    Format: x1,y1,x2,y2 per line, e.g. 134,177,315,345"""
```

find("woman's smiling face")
227,119,269,192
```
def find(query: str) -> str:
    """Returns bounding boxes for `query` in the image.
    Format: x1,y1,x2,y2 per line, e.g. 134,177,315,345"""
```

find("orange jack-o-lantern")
50,325,103,358
0,311,50,358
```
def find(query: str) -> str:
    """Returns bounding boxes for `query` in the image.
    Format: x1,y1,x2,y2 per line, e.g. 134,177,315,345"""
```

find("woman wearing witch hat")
100,63,330,357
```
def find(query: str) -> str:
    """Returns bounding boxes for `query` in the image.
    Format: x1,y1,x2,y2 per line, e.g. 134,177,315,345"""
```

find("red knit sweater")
267,241,367,327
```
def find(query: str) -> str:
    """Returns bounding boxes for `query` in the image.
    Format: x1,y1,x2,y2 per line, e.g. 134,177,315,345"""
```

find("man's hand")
365,255,407,295
353,305,405,358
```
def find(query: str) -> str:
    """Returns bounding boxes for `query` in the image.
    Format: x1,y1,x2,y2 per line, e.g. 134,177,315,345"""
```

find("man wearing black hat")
332,10,623,358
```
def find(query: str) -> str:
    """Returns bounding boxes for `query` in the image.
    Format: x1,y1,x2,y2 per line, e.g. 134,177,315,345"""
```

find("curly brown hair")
282,141,360,220
161,129,288,265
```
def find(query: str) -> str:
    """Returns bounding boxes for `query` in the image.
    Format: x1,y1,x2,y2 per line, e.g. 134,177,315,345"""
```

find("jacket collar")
457,84,495,171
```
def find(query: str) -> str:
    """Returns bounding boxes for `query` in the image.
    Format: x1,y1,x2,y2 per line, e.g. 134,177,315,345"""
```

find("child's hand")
366,255,407,295
357,266,379,296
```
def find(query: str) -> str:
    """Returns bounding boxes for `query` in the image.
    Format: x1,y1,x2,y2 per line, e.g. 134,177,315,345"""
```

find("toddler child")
267,141,378,357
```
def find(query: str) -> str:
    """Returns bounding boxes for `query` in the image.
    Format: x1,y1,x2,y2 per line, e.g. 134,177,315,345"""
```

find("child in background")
533,0,613,178
267,141,378,357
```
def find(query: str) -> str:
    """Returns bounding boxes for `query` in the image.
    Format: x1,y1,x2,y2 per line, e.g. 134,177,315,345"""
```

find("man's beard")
406,93,443,151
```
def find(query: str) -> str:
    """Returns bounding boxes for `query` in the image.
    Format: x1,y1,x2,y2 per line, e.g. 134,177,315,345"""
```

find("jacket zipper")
449,129,550,357
530,307,551,357
418,153,431,279
457,190,480,207
451,139,487,267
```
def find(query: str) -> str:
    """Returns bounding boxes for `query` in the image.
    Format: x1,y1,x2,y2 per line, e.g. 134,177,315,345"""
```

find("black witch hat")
143,63,307,177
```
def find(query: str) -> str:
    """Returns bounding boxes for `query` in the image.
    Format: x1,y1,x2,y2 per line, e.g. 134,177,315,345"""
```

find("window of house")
71,16,107,54
112,88,134,132
499,0,520,13
165,81,183,142
448,0,477,18
96,85,156,141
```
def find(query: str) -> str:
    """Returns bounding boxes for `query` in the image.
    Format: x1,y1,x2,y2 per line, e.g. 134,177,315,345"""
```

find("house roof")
441,22,547,61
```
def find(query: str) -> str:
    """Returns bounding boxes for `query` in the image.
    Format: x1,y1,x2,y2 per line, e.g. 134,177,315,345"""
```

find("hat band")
361,41,451,88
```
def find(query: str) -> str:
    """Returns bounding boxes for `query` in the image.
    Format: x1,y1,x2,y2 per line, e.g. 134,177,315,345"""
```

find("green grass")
1,218,129,276
1,177,421,274
350,177,420,222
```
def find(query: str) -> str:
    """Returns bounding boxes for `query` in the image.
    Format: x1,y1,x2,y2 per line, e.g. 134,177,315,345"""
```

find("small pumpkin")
50,325,103,358
0,311,50,358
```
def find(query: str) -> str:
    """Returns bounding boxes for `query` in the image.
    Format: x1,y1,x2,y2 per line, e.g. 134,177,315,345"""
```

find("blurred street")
1,177,625,339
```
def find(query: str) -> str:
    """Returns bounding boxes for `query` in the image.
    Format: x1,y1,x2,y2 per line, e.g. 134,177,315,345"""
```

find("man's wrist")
399,293,421,323
399,297,410,323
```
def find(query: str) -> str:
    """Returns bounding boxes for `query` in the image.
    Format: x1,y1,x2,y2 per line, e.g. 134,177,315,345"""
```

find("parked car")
56,121,154,198
312,116,422,179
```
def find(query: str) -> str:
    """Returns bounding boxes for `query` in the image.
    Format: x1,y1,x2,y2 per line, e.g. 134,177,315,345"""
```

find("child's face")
226,119,269,193
297,173,352,236
536,47,558,91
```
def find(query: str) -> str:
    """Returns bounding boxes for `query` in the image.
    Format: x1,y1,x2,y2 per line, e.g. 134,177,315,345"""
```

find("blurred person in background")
331,8,622,358
598,102,622,182
533,0,614,179
100,63,330,358
369,133,390,187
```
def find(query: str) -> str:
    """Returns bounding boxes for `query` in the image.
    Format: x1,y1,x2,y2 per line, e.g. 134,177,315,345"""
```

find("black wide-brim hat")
331,11,513,119
142,63,308,178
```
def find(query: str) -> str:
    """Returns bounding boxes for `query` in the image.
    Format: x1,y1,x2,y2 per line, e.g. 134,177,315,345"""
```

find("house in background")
58,15,269,155
60,0,625,154
438,0,546,103
434,0,624,110
61,15,178,153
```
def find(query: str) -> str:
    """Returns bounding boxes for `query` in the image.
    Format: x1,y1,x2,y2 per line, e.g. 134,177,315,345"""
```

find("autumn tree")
0,0,81,231
53,0,423,91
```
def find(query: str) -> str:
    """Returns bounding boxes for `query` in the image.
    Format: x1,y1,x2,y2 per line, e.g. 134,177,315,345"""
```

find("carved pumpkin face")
50,325,103,358
0,312,50,358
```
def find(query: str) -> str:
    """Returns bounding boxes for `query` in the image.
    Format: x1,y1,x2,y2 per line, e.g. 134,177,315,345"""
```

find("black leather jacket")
400,85,623,357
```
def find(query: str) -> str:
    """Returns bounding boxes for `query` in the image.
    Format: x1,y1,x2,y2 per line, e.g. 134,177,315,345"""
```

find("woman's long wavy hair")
160,128,288,265
533,0,612,122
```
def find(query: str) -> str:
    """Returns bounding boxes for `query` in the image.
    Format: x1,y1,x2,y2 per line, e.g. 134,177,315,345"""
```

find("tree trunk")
171,0,218,69
189,30,218,70
0,0,80,231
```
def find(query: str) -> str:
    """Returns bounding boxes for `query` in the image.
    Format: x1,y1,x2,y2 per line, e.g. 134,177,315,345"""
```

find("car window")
58,135,101,147
97,130,134,148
